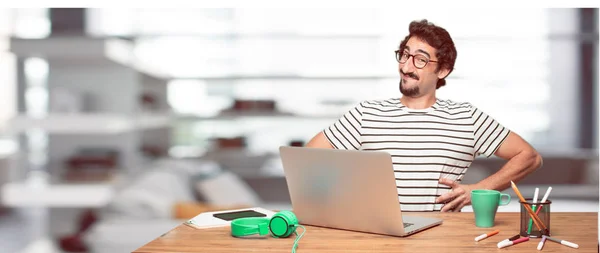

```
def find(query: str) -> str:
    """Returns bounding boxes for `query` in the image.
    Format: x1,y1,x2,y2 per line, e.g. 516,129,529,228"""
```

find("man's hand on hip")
436,178,475,212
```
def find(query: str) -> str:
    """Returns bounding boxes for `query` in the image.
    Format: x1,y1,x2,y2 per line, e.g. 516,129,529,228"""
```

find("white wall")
546,9,580,150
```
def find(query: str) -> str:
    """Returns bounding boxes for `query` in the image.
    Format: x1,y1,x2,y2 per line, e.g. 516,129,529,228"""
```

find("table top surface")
134,212,598,253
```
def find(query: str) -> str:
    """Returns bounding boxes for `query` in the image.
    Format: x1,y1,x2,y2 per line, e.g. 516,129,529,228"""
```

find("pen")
498,237,529,248
475,229,499,242
537,236,546,251
543,235,579,249
497,234,520,247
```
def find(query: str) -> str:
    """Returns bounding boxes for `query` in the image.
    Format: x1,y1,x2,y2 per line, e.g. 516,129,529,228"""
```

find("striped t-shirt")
323,97,511,212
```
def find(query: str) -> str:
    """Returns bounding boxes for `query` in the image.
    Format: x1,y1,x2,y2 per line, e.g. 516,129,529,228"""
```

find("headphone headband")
231,217,270,237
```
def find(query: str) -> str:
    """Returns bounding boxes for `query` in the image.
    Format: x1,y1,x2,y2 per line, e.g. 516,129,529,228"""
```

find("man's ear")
437,68,451,80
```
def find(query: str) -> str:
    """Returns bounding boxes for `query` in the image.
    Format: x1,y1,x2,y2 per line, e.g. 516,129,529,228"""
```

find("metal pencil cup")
519,198,551,238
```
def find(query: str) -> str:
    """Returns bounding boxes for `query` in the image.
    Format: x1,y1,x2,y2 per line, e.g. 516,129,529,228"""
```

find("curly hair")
398,19,457,89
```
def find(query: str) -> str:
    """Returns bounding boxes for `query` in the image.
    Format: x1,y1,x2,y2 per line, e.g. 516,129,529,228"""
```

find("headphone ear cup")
278,210,299,227
269,211,298,238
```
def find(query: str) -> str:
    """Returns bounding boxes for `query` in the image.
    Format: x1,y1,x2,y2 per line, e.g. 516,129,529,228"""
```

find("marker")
475,229,500,242
498,237,529,248
543,235,579,249
537,236,546,250
540,187,552,204
535,187,553,215
533,187,539,208
497,234,521,247
528,187,541,234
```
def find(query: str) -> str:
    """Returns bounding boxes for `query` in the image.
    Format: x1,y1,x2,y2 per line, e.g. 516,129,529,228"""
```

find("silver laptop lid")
279,146,409,236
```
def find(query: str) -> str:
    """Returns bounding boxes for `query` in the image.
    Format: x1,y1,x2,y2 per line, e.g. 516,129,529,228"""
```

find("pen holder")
519,198,551,238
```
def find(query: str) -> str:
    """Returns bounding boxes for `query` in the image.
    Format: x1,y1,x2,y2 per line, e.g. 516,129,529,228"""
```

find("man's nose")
400,56,416,74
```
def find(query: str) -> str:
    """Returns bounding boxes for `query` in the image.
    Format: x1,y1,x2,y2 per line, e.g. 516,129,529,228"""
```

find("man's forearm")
474,150,543,191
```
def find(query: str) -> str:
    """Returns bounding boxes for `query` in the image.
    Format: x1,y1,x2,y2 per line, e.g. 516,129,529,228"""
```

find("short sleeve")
323,102,364,150
470,105,511,157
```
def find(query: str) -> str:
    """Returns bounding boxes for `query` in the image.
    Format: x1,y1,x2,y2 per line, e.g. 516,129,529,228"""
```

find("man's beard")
399,79,420,97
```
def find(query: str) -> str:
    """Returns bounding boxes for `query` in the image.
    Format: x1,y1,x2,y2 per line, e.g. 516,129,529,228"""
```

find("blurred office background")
0,7,597,253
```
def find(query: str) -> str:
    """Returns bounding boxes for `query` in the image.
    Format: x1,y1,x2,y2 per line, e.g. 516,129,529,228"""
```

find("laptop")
279,146,443,237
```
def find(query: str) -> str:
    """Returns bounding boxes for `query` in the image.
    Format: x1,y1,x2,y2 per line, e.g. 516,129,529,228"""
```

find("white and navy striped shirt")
323,97,511,212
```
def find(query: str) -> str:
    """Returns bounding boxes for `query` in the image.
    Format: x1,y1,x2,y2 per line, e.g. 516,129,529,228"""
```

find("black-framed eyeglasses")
395,50,438,69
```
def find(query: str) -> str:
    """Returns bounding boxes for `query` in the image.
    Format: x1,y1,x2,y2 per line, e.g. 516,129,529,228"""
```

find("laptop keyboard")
403,222,414,228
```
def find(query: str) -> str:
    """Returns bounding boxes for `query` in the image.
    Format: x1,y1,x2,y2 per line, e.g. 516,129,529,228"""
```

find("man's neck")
400,94,437,109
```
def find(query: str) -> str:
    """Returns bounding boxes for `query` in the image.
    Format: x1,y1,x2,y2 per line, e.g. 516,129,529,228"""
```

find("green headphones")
231,210,298,237
231,210,305,253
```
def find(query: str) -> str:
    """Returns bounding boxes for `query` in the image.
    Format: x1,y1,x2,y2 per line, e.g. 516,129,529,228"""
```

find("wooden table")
134,212,598,253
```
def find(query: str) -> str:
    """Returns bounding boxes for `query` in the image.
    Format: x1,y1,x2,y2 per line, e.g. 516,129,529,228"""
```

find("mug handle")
498,193,511,206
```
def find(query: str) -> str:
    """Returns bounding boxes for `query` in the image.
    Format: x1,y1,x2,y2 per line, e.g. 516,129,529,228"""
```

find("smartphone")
212,210,267,221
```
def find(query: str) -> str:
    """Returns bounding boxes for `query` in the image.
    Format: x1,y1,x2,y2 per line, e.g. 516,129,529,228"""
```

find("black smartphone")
212,210,267,221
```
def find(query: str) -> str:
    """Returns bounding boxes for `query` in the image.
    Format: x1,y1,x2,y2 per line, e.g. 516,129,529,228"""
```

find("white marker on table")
537,236,546,250
475,229,499,242
498,237,529,249
497,234,520,248
543,235,579,249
